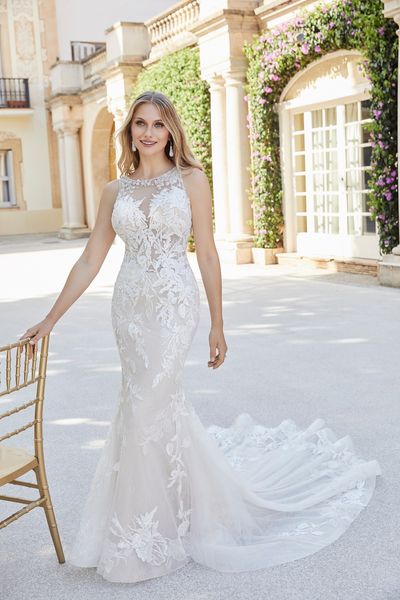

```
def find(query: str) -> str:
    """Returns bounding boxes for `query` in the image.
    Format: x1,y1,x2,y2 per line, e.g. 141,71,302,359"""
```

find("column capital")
53,121,82,136
107,100,128,124
208,73,226,92
224,71,247,87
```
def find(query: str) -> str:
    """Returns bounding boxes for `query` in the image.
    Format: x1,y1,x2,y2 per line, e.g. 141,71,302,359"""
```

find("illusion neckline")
122,165,177,184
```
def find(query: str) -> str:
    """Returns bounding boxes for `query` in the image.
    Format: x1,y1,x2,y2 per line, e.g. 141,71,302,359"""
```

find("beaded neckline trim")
121,166,177,185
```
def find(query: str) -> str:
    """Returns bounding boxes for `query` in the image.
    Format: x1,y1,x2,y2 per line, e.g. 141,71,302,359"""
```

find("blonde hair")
115,90,204,176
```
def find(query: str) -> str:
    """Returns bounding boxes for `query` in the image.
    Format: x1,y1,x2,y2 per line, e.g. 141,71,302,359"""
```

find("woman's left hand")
208,325,228,369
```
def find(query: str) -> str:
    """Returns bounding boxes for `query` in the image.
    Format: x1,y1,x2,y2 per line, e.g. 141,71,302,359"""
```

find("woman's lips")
141,140,156,146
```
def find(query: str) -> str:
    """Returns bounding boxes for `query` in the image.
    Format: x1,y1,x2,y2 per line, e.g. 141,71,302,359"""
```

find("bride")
20,90,382,584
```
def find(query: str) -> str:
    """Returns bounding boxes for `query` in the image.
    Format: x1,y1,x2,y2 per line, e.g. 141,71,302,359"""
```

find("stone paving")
0,232,398,600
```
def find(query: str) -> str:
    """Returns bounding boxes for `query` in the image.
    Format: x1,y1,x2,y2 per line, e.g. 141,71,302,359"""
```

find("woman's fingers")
208,347,227,369
19,327,40,361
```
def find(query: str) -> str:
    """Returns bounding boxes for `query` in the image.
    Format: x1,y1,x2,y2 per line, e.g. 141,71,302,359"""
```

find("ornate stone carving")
0,131,18,141
12,0,34,17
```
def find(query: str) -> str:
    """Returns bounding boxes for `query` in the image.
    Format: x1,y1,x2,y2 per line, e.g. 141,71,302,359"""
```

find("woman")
21,91,381,584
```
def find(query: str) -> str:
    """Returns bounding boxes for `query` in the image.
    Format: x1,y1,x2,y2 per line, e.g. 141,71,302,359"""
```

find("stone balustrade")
144,0,200,65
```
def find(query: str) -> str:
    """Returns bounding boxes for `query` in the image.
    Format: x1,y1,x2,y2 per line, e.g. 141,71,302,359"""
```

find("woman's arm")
182,168,228,370
20,180,119,356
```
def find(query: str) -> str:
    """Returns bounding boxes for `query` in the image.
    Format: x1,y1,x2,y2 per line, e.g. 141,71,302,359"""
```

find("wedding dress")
67,164,382,583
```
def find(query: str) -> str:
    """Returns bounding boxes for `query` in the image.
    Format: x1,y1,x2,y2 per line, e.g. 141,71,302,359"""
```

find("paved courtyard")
0,232,399,600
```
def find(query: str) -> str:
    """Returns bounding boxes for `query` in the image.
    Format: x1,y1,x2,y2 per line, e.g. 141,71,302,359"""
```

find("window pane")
314,215,339,234
346,144,359,168
1,180,10,203
347,215,356,235
363,214,376,234
363,145,372,167
294,113,304,130
294,154,305,171
313,173,324,192
294,135,305,152
345,123,359,146
296,195,307,212
325,128,337,148
312,109,323,128
313,192,325,212
346,169,360,189
325,107,337,126
361,99,371,120
347,191,362,212
326,151,337,170
328,193,339,213
312,150,324,171
295,175,306,193
325,171,338,192
345,102,358,123
312,130,324,148
297,215,307,232
0,151,7,176
0,149,12,205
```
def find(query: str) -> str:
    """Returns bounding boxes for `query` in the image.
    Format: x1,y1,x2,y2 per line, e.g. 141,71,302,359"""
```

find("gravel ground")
0,232,398,600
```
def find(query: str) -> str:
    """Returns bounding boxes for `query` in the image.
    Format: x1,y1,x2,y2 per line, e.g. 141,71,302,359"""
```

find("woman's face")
130,102,170,156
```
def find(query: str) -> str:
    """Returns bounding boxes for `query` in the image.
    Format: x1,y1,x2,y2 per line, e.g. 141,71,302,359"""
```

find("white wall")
55,0,175,60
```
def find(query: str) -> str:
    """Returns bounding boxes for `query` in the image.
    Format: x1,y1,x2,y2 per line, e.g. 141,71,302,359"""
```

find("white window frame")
279,91,380,259
0,149,17,207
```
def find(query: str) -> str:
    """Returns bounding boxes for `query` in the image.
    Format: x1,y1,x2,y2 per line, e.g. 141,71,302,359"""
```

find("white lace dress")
67,164,382,583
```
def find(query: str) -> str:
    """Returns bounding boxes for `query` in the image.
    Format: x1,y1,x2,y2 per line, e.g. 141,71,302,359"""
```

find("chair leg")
34,465,65,564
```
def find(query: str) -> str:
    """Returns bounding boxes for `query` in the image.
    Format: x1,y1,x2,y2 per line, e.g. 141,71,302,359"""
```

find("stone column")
378,1,400,286
55,128,69,227
209,74,230,240
224,71,254,253
55,123,90,239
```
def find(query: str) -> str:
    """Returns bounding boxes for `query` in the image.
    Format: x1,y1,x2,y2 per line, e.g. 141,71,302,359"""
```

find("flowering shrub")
244,0,398,253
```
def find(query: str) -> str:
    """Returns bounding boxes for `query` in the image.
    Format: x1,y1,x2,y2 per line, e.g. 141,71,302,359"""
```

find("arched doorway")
279,50,379,259
88,107,115,228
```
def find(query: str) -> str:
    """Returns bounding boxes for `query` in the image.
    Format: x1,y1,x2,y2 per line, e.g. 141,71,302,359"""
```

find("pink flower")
270,73,280,81
259,98,267,105
264,86,273,94
315,45,322,53
301,42,310,55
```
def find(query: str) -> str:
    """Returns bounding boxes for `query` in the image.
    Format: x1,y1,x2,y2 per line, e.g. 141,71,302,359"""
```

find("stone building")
1,0,400,286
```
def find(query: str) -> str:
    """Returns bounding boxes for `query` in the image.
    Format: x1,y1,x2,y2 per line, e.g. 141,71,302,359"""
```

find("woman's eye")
134,121,163,127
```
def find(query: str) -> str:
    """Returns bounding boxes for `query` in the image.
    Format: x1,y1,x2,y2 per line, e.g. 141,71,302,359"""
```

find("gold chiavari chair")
0,334,65,563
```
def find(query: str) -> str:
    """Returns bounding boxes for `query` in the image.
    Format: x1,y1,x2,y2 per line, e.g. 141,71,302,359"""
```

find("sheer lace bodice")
67,163,382,584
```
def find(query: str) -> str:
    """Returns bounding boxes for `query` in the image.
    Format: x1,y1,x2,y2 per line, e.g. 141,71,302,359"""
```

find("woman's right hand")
19,317,55,360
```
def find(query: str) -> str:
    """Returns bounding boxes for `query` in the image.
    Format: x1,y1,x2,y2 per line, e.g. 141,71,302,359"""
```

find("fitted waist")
122,251,191,273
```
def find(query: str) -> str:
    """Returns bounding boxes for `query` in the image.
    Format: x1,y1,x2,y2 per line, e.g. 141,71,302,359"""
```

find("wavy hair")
115,90,204,176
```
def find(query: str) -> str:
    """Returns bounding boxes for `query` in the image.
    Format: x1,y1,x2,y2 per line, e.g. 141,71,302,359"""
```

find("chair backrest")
0,335,50,458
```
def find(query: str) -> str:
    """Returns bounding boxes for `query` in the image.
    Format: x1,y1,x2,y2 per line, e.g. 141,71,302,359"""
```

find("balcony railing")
0,78,30,109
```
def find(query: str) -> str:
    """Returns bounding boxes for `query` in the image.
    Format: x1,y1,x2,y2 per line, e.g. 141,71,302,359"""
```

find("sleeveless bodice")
111,165,192,274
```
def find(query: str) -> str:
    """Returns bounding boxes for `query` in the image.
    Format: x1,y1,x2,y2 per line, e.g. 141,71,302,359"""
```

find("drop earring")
168,139,174,157
131,140,137,151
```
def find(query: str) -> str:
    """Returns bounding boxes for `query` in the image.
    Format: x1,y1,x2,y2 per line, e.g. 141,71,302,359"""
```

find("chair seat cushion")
0,445,37,485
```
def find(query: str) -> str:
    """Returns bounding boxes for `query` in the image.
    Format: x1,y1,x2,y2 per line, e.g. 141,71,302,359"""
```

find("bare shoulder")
99,179,119,208
181,167,209,193
181,167,208,184
104,179,119,195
